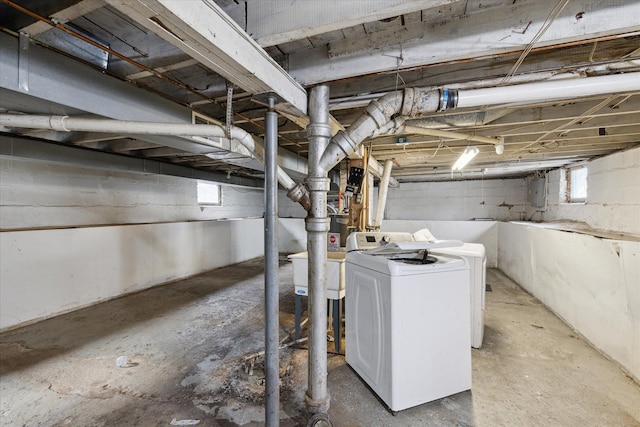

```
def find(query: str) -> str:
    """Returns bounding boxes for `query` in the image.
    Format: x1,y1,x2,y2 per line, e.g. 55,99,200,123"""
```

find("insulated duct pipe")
0,114,311,209
373,160,393,229
318,72,640,171
304,85,332,416
263,96,279,427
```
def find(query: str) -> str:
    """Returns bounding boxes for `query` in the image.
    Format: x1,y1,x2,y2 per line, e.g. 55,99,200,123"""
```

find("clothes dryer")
413,228,486,348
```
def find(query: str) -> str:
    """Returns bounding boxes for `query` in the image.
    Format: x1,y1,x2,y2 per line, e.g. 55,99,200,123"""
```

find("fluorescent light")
452,146,479,170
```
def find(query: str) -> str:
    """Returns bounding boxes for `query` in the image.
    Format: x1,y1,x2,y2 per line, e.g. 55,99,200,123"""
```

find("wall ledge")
509,221,640,242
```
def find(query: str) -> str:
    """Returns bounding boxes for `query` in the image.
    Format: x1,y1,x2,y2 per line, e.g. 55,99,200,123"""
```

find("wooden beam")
288,0,640,85
105,0,307,114
126,59,199,80
20,0,103,36
238,0,457,47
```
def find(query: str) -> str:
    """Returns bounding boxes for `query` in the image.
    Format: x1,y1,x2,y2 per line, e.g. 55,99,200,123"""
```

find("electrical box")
529,177,546,210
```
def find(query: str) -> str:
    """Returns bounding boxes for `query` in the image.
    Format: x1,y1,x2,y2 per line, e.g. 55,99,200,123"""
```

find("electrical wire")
500,0,571,85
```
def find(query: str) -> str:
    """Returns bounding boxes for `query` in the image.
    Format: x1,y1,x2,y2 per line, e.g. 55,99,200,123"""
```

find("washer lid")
363,240,464,256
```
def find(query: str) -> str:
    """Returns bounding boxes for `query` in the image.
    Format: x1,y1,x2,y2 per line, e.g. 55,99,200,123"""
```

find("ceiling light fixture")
452,146,479,170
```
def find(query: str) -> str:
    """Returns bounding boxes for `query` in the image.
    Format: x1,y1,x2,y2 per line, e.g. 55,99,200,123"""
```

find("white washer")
345,232,472,412
413,228,486,349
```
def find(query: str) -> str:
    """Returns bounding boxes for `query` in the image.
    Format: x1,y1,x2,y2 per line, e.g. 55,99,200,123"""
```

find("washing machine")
345,232,472,412
413,228,486,349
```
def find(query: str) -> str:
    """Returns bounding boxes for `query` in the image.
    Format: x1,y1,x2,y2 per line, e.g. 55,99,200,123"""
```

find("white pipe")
373,160,393,229
368,156,399,187
318,72,640,174
457,72,640,108
0,114,309,206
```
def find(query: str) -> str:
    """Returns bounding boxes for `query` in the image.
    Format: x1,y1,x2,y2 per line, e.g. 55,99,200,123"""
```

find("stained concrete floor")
1,257,639,426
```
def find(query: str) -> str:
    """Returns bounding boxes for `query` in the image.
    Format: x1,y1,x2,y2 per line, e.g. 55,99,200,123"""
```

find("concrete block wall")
384,178,527,221
0,157,265,229
531,146,640,236
0,154,267,331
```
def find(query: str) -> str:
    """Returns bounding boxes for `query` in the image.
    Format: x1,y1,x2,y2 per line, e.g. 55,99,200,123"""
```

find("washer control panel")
346,232,415,251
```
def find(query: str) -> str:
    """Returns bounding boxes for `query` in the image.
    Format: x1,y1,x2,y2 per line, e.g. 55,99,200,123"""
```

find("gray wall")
0,157,265,229
0,147,268,330
384,178,527,221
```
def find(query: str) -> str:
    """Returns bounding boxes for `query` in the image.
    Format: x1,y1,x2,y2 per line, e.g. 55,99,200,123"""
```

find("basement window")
197,181,222,206
567,166,587,203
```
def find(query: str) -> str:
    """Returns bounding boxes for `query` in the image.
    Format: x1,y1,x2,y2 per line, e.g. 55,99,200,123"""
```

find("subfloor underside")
1,258,639,426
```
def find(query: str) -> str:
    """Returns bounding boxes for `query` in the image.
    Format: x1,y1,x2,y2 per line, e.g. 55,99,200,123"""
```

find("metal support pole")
305,85,332,415
264,95,280,427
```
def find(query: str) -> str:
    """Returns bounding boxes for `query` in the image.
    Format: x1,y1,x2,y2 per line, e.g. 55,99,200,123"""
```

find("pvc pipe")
373,160,393,229
456,72,640,108
304,85,332,415
263,96,279,427
318,72,640,175
0,114,307,203
368,156,399,187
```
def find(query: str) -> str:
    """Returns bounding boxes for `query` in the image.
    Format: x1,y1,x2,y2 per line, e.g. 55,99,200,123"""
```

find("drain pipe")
304,85,332,416
0,114,311,209
318,72,640,171
373,159,393,230
263,95,279,427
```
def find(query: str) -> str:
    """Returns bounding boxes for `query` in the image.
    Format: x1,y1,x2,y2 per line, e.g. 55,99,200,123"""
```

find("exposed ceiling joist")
105,0,307,114
20,0,104,36
0,31,308,177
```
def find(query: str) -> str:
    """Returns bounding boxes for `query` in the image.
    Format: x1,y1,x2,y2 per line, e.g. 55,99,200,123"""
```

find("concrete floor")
1,257,639,426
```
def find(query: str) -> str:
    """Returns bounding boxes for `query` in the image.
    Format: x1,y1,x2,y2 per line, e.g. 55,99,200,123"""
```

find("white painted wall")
384,178,527,221
0,154,270,331
382,220,498,267
530,146,640,236
498,222,640,382
278,189,308,219
0,219,265,331
278,218,306,254
0,157,265,229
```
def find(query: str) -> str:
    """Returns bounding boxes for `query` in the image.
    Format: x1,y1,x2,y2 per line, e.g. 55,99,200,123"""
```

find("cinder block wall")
385,178,528,221
0,152,266,331
537,147,640,236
